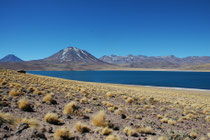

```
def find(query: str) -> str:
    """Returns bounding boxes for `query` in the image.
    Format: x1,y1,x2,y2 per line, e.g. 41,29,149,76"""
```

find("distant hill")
182,63,210,71
100,55,210,69
0,47,116,71
0,54,23,62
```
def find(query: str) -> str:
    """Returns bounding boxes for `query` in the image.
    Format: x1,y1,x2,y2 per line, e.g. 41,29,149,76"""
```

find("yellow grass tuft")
208,133,210,138
0,112,18,126
105,135,120,140
80,97,87,104
160,117,168,123
106,92,114,98
54,127,73,140
18,98,31,111
157,114,163,119
190,131,197,139
43,94,56,104
126,97,133,103
123,127,138,136
21,118,40,128
44,113,62,125
63,102,77,114
92,110,107,127
33,89,44,95
9,89,23,96
168,119,176,125
101,127,113,135
158,136,168,140
138,126,153,134
75,121,90,133
200,137,207,140
205,116,210,122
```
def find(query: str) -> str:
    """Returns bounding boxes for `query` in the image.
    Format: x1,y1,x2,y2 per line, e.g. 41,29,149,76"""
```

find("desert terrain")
0,68,209,140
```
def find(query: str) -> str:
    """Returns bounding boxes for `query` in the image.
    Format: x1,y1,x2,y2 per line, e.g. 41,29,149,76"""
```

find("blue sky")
0,0,210,60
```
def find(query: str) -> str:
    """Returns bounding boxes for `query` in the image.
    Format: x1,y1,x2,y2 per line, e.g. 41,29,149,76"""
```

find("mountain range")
99,55,210,68
0,47,116,71
0,47,210,71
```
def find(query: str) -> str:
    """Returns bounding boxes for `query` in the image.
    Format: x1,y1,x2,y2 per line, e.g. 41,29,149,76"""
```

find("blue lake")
28,71,210,90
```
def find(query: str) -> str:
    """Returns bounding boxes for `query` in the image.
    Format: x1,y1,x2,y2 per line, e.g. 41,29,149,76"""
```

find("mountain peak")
44,47,104,64
0,54,23,62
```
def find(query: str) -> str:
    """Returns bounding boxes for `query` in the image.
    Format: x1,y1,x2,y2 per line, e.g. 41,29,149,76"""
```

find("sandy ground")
0,68,209,140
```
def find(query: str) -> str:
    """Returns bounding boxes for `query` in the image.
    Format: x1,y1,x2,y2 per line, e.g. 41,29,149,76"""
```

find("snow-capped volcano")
44,47,104,64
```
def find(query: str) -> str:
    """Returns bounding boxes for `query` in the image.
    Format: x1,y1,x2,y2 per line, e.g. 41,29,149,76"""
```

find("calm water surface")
28,71,210,90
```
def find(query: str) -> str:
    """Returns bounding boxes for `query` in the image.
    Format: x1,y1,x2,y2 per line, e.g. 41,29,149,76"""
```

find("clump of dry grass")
126,97,133,103
63,102,78,114
138,126,153,134
54,127,73,140
123,127,138,136
33,89,44,95
26,86,34,93
205,116,210,122
160,117,168,123
80,97,87,104
9,89,23,96
190,131,197,139
43,94,56,104
200,137,207,140
114,108,123,115
21,118,40,128
105,135,120,140
18,98,32,111
168,119,176,125
106,92,114,98
44,113,62,125
0,112,17,126
157,114,163,119
208,133,210,138
75,121,90,133
101,127,113,135
158,136,168,140
92,110,107,127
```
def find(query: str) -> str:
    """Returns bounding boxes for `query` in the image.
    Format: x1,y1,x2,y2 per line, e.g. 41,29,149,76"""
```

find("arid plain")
0,68,209,140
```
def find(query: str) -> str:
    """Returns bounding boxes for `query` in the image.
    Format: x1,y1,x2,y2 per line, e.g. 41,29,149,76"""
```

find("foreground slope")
0,68,209,139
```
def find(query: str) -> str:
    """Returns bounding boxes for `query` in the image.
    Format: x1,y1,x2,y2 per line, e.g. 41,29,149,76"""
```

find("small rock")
66,115,72,119
15,123,29,135
82,115,90,120
48,127,53,133
121,114,126,119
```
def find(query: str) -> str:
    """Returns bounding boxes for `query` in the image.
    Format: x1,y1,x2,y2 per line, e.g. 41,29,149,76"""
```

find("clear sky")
0,0,210,60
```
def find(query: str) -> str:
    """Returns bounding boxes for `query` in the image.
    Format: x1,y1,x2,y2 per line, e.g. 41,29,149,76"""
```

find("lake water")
28,71,210,90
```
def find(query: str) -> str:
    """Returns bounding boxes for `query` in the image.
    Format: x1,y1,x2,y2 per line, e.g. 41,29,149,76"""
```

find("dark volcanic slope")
0,54,23,62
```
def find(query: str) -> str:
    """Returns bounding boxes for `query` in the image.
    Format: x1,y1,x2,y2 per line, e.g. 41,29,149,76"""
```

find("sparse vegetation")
9,89,23,96
44,113,62,125
75,121,90,133
54,127,73,140
63,101,78,114
92,110,107,127
18,98,32,111
101,127,113,135
43,94,56,104
0,69,209,139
